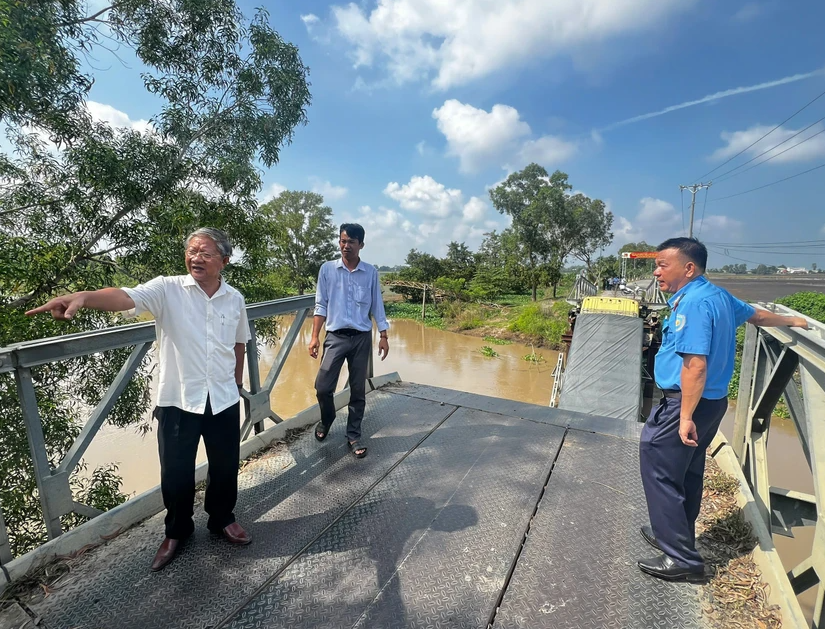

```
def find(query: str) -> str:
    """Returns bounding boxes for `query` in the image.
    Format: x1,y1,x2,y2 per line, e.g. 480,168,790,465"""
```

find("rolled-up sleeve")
121,276,167,320
314,264,329,318
370,267,390,332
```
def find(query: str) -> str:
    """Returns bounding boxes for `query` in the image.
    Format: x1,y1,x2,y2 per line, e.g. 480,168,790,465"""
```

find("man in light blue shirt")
638,237,807,582
309,223,389,458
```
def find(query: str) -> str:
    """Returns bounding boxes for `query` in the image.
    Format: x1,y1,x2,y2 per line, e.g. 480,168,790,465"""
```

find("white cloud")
339,205,427,264
462,196,488,223
310,178,349,201
602,70,825,132
301,13,320,26
517,135,578,168
261,182,287,201
383,175,464,218
416,140,427,155
330,0,693,89
87,101,152,134
710,123,825,164
433,99,576,173
613,197,743,248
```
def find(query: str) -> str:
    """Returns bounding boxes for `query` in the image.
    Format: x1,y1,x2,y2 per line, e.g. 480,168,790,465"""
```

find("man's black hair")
340,223,365,244
656,237,708,272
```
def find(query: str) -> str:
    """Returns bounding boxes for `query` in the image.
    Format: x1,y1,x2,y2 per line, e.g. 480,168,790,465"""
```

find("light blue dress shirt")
654,275,755,399
314,259,390,333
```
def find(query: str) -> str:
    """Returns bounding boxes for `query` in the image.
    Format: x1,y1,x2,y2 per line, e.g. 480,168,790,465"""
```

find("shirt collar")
334,258,367,272
667,275,708,309
184,273,227,298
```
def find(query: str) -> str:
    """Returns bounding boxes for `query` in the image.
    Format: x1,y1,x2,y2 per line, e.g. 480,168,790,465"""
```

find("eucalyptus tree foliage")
259,191,337,295
0,0,311,555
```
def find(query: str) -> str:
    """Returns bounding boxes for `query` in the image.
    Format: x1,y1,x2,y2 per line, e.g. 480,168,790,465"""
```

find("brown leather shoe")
150,538,180,572
221,522,252,545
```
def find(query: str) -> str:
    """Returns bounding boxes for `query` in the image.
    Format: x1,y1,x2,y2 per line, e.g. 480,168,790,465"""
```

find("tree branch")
56,3,123,29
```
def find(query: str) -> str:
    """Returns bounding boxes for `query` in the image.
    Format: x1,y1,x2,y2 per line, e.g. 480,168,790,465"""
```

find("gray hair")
185,227,232,258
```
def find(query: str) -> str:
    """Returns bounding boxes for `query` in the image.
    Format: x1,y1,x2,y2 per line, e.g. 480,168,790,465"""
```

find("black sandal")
348,440,367,458
315,422,329,442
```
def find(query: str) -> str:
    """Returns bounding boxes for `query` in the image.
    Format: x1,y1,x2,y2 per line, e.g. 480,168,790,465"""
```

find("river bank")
383,295,571,349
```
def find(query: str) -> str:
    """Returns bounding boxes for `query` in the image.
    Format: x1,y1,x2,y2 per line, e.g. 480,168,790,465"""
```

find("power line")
679,182,712,236
712,114,825,182
715,126,825,183
705,162,825,203
706,239,825,245
697,186,710,236
706,247,763,265
693,87,825,181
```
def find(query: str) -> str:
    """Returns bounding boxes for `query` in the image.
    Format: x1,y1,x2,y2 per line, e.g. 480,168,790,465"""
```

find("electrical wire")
706,162,825,203
693,87,825,181
715,126,825,183
711,115,825,182
706,239,825,246
697,186,709,236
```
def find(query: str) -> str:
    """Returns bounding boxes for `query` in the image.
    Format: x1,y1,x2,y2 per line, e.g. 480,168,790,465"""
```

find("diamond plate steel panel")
222,407,565,629
493,429,708,629
23,391,455,629
389,382,643,441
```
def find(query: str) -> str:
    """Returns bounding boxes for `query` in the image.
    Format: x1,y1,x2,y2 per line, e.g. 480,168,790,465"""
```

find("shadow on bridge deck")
14,382,708,629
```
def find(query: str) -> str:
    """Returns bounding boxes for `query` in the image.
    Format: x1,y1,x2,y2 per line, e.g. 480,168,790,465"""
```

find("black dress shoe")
638,554,704,582
640,525,661,551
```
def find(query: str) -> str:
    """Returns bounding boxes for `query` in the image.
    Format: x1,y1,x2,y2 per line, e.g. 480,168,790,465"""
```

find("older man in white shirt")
309,223,389,459
27,227,252,572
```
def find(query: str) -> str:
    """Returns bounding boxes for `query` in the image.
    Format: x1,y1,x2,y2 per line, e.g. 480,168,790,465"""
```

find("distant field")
709,274,825,302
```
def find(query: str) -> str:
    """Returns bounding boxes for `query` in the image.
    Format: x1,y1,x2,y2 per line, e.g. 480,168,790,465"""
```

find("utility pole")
679,182,712,238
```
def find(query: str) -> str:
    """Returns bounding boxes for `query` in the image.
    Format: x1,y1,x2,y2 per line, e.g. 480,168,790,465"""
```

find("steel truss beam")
732,305,825,628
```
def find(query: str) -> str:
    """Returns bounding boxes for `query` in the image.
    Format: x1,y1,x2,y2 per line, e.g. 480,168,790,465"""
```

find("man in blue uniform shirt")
638,237,808,581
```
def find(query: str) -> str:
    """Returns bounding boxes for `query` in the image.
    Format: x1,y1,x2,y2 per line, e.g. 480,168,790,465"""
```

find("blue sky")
79,1,825,267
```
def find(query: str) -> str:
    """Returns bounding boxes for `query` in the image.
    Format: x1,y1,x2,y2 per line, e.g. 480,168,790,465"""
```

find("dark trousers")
639,395,728,569
155,399,240,539
315,330,371,441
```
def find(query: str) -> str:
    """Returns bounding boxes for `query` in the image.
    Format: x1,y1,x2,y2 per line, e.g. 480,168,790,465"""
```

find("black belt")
330,328,368,337
661,389,682,399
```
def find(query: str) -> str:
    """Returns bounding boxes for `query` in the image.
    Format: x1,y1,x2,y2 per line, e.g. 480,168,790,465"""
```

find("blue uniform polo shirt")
654,275,755,399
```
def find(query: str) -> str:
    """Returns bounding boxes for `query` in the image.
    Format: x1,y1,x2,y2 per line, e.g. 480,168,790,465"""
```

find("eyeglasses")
186,248,221,261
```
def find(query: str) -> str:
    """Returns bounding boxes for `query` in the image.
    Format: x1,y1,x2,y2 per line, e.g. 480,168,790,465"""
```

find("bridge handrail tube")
0,294,317,369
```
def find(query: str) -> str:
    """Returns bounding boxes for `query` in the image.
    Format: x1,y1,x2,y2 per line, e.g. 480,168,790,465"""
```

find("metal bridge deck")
17,382,707,629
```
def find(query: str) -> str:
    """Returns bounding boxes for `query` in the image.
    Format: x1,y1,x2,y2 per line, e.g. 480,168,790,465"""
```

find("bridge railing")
731,303,825,627
568,275,599,302
0,294,346,564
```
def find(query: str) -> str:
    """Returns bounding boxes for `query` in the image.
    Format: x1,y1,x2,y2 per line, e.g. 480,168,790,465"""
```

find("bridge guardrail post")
14,366,68,540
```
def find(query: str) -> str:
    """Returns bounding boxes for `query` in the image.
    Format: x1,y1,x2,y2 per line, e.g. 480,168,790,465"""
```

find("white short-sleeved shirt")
122,275,251,414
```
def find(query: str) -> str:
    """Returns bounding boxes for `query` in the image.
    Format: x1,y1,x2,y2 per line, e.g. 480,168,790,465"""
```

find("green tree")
489,164,570,301
260,191,337,294
443,241,475,282
565,194,614,276
0,0,310,556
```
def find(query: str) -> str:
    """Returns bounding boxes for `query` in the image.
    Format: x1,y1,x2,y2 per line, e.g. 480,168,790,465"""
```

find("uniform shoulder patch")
674,313,686,331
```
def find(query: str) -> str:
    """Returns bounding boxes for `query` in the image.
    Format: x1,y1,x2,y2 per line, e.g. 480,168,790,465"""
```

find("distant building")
777,267,810,274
